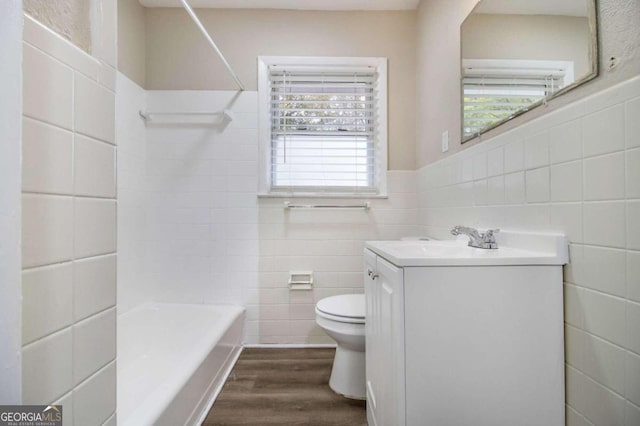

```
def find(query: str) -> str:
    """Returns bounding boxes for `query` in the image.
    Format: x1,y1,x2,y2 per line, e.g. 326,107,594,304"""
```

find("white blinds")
463,70,564,139
269,66,377,193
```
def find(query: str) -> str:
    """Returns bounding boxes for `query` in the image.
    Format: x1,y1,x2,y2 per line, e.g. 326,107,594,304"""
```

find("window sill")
257,192,388,199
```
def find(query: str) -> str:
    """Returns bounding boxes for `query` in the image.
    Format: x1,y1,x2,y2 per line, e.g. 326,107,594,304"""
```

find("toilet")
315,294,366,400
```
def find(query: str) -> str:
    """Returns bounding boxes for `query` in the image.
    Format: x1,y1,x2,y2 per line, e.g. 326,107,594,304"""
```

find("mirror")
461,0,598,142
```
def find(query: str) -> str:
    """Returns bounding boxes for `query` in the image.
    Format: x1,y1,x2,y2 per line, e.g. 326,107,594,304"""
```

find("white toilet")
315,294,366,400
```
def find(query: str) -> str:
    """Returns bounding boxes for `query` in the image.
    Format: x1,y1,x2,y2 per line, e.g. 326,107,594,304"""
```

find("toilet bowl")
315,294,366,400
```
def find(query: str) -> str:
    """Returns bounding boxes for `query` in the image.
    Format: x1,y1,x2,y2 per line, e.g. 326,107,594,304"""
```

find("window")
258,57,387,197
462,59,574,139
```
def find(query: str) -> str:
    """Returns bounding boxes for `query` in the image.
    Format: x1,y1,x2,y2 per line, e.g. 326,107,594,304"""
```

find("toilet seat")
316,294,365,324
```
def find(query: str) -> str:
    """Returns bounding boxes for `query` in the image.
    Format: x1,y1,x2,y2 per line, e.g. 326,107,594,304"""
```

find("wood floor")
202,348,367,426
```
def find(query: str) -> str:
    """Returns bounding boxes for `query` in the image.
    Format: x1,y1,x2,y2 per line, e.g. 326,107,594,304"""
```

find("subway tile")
628,201,640,250
627,148,640,199
472,152,487,180
503,172,525,204
582,333,625,395
566,406,590,426
629,251,640,303
74,135,116,198
22,329,73,404
487,147,504,177
504,139,524,173
23,44,73,129
550,119,582,164
565,244,585,286
582,105,625,158
626,351,640,407
581,374,625,426
524,131,549,169
564,283,584,328
22,118,73,194
23,15,99,81
74,198,117,259
583,202,626,248
627,97,640,149
627,401,640,426
550,161,582,202
73,362,116,426
486,176,505,205
550,203,582,244
628,301,640,355
582,289,626,347
74,73,115,144
581,246,626,297
73,309,116,384
565,325,585,371
73,255,116,321
52,391,73,426
525,167,550,203
22,194,74,268
583,152,625,201
22,263,73,345
566,366,586,414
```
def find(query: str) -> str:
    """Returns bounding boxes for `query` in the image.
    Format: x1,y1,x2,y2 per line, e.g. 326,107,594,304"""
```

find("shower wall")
21,8,117,424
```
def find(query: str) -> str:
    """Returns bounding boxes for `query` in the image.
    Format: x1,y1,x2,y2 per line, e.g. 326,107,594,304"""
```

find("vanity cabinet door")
365,251,405,426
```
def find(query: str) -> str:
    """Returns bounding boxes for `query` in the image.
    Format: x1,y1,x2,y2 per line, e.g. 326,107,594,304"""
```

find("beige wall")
143,8,417,170
24,0,92,53
416,0,640,168
118,0,146,88
463,14,591,80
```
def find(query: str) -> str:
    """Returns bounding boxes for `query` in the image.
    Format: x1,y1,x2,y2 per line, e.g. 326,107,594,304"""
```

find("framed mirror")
461,0,598,142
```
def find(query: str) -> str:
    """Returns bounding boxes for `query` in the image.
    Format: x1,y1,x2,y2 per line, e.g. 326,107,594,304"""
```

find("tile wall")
416,76,640,426
255,174,419,344
116,73,148,314
115,84,420,344
21,10,117,426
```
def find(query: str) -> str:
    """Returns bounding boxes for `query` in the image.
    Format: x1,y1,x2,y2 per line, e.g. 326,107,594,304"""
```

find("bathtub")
117,302,245,426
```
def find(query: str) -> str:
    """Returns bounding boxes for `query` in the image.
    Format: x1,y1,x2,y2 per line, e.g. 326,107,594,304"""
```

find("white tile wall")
21,13,117,425
417,76,640,426
116,82,419,344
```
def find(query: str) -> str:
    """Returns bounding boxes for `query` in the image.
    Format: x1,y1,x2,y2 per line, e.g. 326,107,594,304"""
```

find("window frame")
258,56,388,198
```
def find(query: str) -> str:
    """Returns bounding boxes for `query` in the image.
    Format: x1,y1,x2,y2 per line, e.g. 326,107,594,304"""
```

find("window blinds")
463,70,564,138
269,66,378,193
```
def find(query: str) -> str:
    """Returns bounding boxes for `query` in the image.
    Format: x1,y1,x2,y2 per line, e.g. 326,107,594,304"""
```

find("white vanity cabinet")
364,249,405,426
364,234,567,426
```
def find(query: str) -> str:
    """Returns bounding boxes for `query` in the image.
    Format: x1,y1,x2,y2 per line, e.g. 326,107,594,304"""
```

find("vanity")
363,231,568,426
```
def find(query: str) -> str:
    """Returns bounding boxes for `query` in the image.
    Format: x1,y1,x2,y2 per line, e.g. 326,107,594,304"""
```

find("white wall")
20,6,118,423
0,0,23,405
116,73,148,314
417,76,640,425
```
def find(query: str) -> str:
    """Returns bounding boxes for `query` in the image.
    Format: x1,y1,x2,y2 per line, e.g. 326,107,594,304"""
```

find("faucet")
451,226,499,249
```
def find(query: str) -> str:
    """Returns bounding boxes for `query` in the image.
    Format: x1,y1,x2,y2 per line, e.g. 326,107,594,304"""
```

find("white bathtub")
117,302,245,426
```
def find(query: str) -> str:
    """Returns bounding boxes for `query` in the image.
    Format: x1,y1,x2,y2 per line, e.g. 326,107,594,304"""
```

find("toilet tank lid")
316,294,365,319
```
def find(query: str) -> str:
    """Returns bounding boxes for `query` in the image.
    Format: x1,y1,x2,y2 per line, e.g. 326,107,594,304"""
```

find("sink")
365,231,568,267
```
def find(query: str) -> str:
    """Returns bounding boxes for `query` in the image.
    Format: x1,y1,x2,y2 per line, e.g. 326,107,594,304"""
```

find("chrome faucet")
451,226,499,249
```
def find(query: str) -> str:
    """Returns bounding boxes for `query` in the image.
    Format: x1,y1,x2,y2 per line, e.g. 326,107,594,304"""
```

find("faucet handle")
483,228,500,238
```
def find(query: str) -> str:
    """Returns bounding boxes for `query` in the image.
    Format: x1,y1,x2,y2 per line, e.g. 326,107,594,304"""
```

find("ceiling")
139,0,420,10
475,0,588,17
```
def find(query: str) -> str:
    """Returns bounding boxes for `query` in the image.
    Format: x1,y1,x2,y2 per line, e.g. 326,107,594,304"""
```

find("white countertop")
365,231,569,267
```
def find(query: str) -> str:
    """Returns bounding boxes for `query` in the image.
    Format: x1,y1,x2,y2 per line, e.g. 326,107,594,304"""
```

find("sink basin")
365,231,568,267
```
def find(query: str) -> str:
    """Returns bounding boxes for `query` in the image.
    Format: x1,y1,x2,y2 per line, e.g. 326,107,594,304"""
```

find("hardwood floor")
202,348,367,426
